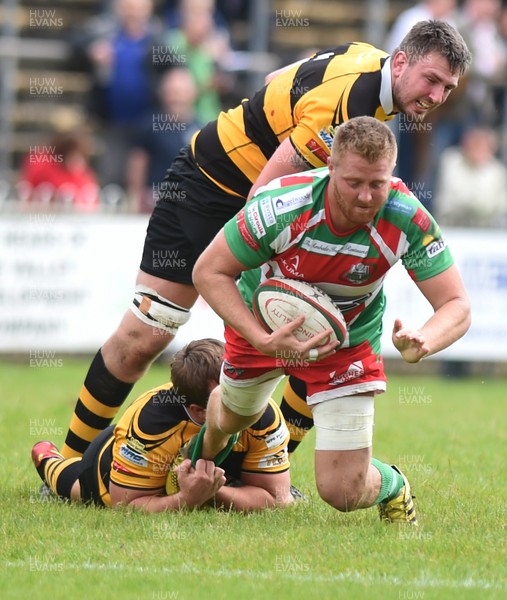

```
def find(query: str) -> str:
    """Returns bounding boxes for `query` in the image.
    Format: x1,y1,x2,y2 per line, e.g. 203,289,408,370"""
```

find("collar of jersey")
380,57,394,115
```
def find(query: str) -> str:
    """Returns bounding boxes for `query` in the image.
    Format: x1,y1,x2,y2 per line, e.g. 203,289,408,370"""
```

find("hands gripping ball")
252,277,347,346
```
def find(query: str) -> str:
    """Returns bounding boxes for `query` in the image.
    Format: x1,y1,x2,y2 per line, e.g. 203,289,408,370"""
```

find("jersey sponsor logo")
260,196,276,227
119,443,148,468
237,209,260,251
305,138,329,164
412,208,431,233
127,437,146,454
422,234,435,247
343,263,371,283
223,360,245,378
317,127,335,150
387,198,415,216
425,238,446,258
281,255,304,278
264,422,289,449
329,293,370,314
329,361,364,385
300,238,369,257
273,186,313,216
301,238,340,256
247,204,266,238
112,460,135,474
341,242,369,258
258,448,289,469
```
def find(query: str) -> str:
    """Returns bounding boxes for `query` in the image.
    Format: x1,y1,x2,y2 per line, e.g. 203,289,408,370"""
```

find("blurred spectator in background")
428,0,507,205
434,126,507,227
163,0,234,123
72,0,165,189
457,0,507,128
385,2,458,213
162,0,247,36
126,67,201,213
18,127,100,212
385,0,457,52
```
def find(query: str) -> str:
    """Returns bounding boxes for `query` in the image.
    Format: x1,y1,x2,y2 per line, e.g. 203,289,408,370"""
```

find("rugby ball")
252,277,347,346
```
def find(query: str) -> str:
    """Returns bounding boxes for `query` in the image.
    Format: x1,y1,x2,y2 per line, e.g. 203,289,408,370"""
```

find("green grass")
1,359,506,600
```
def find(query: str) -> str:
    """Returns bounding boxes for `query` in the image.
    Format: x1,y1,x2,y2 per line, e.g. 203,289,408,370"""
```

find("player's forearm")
126,492,200,512
420,296,471,357
213,484,293,511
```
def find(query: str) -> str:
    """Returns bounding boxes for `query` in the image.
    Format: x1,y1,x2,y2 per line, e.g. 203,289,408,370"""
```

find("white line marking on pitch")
5,560,507,591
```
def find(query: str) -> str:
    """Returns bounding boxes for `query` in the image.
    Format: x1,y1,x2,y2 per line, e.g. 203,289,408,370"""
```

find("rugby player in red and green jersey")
193,116,471,525
61,21,471,464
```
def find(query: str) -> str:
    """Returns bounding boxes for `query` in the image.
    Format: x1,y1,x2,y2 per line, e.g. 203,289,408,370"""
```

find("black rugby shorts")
140,146,247,284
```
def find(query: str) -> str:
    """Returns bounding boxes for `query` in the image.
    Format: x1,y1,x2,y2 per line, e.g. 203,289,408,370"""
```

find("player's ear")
188,403,206,425
391,51,408,76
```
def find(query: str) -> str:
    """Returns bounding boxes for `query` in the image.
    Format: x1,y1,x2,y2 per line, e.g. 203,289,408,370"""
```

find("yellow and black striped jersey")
192,42,394,198
95,383,290,504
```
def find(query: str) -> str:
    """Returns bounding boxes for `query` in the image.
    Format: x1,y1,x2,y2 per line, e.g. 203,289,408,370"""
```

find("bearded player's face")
391,51,459,118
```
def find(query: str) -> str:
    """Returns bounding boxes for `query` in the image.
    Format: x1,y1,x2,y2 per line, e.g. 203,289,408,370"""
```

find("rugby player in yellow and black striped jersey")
193,42,392,200
33,340,294,512
61,21,471,468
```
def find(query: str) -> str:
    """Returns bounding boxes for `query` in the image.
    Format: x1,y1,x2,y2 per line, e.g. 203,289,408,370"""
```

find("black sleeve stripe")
193,120,254,198
290,58,328,115
289,137,313,168
243,91,280,160
345,71,382,119
240,467,290,475
249,402,277,431
290,44,352,115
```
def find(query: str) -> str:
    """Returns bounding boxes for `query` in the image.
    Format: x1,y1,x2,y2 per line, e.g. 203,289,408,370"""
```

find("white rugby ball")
252,277,347,346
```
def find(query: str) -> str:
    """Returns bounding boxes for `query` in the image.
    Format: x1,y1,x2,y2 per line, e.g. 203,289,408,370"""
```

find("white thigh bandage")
312,395,375,451
219,369,284,417
131,285,190,334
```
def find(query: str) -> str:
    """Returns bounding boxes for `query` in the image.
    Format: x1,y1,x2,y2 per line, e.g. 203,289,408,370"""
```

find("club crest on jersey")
343,263,371,283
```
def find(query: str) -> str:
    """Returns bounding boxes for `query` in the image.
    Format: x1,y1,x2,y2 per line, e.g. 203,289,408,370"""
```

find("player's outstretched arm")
393,264,471,363
213,471,294,512
109,460,225,512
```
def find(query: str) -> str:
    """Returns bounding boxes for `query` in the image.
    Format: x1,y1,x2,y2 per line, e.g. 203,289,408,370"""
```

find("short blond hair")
331,116,397,165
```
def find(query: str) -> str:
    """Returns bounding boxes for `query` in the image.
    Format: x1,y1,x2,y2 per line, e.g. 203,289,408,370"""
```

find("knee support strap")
131,285,190,335
312,395,374,451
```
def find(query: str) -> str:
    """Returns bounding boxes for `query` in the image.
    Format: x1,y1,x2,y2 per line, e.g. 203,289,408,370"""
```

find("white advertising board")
0,216,505,361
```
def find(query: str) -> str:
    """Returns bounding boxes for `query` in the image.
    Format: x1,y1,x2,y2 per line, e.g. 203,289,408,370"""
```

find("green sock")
187,425,239,468
371,459,404,505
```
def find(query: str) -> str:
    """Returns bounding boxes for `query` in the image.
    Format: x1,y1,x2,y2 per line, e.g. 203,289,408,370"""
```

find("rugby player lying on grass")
32,339,295,512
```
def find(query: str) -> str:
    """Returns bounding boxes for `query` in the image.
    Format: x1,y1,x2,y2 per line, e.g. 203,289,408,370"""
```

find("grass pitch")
1,358,506,600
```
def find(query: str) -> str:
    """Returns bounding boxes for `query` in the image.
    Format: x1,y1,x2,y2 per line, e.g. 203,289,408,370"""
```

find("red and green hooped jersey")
223,168,453,353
